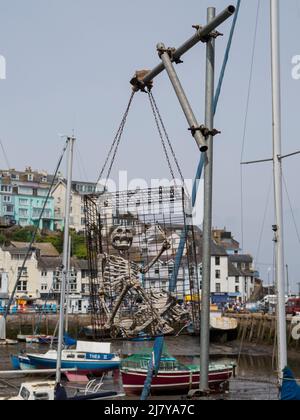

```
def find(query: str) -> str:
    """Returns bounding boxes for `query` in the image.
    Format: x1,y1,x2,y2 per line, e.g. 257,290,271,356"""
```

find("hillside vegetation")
0,227,88,259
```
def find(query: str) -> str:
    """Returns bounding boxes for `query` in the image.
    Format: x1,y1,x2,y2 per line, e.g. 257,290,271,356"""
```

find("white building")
0,242,91,309
52,179,104,232
37,256,90,302
228,254,256,303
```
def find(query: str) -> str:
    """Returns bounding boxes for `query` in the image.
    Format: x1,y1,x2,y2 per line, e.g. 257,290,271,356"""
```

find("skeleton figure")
98,224,189,337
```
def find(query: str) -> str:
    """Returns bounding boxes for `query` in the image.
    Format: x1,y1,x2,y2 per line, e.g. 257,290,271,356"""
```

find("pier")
228,314,300,349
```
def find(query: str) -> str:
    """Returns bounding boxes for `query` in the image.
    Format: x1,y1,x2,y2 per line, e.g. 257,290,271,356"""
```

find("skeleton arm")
140,238,171,275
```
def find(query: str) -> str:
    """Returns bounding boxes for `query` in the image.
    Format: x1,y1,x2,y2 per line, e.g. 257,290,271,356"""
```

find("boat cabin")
15,382,55,401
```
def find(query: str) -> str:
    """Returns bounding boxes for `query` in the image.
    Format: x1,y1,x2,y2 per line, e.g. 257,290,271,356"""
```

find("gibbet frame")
84,186,200,339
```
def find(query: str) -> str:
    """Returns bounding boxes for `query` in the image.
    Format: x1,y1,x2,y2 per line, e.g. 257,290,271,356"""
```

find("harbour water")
0,336,299,400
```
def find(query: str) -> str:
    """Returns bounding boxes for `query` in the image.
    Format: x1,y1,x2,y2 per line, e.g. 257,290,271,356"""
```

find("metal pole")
200,7,216,393
138,6,235,87
158,44,208,152
56,136,75,385
65,235,71,334
270,0,287,378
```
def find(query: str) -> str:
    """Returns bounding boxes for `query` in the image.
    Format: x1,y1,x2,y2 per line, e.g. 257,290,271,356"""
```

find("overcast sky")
0,0,299,291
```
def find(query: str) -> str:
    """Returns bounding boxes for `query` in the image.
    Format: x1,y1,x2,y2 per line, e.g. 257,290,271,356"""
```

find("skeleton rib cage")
84,186,200,339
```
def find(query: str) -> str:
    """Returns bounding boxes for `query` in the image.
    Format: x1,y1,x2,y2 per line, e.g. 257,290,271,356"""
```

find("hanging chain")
147,91,176,182
148,91,185,185
95,91,136,189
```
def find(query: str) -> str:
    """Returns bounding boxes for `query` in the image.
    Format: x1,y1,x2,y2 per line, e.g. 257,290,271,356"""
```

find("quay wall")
4,314,91,339
228,314,300,349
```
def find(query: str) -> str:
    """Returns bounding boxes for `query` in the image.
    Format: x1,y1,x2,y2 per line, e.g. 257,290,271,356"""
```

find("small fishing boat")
121,352,235,396
0,381,124,401
26,341,120,375
38,336,58,345
10,353,36,371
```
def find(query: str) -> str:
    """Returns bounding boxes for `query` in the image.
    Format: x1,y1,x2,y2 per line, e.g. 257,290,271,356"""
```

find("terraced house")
0,167,58,230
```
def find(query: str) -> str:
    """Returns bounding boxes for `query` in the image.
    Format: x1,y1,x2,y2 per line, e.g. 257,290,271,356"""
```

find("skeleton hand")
163,239,171,251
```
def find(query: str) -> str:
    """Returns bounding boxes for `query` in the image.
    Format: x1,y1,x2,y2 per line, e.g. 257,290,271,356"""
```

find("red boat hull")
121,367,233,396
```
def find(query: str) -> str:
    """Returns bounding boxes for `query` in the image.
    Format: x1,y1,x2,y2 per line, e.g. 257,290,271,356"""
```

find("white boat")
0,380,125,401
26,341,121,374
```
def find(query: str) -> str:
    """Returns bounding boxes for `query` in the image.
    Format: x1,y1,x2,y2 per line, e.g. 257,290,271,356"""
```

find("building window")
215,270,221,279
168,267,173,276
3,195,11,203
18,267,28,277
216,283,221,293
235,276,239,284
41,271,47,277
17,280,28,292
154,267,160,275
27,174,34,182
1,185,12,193
41,284,47,291
235,286,240,293
81,218,85,226
19,208,28,217
4,205,14,213
215,256,220,266
19,199,28,206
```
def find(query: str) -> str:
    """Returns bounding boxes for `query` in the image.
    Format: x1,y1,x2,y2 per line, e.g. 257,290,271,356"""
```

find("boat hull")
27,355,120,375
121,367,233,396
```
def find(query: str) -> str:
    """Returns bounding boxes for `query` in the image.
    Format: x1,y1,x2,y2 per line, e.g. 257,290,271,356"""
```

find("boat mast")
55,136,75,385
65,235,71,334
270,0,287,378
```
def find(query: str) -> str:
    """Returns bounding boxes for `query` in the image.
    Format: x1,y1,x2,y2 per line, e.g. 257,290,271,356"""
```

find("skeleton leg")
104,278,133,330
131,285,174,335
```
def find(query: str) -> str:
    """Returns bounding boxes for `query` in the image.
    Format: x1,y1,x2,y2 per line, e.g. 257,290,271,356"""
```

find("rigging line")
4,138,69,319
95,91,135,189
282,172,300,247
255,175,273,267
103,93,135,190
147,92,176,182
214,0,241,114
149,91,185,184
0,138,11,169
240,0,261,251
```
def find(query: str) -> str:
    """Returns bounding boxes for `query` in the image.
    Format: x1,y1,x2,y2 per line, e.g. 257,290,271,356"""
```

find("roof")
10,242,59,257
3,247,33,256
228,261,242,277
52,178,104,195
229,254,253,264
38,257,88,271
0,169,55,186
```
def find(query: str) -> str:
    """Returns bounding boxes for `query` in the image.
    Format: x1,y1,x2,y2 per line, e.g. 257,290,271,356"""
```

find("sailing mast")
55,136,75,385
270,0,288,379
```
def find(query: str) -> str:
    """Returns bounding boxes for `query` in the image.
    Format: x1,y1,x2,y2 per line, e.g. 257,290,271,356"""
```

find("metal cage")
84,186,200,339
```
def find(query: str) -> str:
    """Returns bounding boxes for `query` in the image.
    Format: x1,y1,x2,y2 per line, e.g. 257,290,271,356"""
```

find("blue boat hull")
10,355,20,370
27,355,120,374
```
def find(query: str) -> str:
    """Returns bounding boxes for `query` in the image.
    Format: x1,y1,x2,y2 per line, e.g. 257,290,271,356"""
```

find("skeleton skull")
111,226,134,251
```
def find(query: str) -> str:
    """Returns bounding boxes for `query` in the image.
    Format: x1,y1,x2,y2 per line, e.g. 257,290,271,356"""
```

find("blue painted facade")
0,169,56,230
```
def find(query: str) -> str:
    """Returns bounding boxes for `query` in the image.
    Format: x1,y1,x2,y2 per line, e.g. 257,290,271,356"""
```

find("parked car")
286,298,300,316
